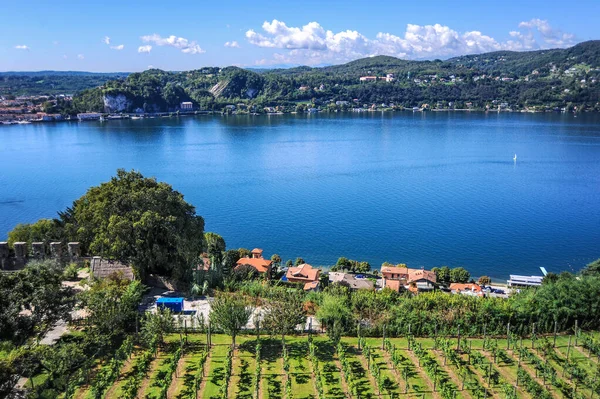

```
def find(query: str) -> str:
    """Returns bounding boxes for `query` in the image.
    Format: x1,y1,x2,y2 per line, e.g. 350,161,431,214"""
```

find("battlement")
0,241,81,270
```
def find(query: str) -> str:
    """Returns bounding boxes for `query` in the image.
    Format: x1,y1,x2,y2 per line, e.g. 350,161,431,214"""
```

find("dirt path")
332,357,351,398
355,350,381,398
282,357,290,399
404,350,442,399
479,351,532,399
197,350,213,399
379,350,406,393
137,353,162,399
430,351,476,399
508,351,561,399
167,355,187,399
104,355,136,399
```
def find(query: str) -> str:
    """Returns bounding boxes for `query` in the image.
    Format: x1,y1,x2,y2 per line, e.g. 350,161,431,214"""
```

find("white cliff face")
103,94,131,113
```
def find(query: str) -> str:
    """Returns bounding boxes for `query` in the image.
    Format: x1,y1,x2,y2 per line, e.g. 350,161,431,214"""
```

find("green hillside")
5,41,600,113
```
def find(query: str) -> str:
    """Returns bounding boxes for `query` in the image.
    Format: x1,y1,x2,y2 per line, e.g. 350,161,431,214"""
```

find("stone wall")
0,241,81,270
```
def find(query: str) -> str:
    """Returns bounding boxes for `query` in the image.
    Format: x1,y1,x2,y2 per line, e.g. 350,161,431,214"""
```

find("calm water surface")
1,112,599,278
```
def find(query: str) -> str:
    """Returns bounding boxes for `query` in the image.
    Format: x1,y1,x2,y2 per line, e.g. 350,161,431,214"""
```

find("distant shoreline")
0,107,587,126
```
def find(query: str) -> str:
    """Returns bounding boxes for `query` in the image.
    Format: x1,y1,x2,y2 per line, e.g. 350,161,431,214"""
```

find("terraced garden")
63,333,600,399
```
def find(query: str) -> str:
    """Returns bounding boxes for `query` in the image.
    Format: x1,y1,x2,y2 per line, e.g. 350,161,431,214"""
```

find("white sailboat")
513,153,517,162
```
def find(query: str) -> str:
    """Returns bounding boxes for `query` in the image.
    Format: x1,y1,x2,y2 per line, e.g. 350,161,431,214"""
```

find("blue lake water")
1,112,599,279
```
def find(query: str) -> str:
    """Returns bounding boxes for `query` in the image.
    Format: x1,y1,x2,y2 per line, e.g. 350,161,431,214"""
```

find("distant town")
2,40,600,124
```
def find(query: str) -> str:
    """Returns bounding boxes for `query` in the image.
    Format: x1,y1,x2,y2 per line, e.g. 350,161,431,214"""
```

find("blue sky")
1,0,598,72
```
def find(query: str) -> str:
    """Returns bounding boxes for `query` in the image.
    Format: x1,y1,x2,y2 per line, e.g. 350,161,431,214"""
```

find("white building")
180,102,193,110
77,113,101,121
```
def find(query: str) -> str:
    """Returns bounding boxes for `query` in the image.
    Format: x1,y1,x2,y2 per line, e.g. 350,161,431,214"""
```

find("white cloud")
77,54,85,60
518,18,576,47
110,44,125,50
14,45,30,50
53,41,59,46
246,19,577,65
63,54,68,59
140,34,205,54
138,45,152,53
103,36,111,45
224,41,240,48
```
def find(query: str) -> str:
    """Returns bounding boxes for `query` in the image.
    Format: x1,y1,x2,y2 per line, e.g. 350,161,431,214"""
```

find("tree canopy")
62,169,205,281
0,260,74,344
209,293,253,347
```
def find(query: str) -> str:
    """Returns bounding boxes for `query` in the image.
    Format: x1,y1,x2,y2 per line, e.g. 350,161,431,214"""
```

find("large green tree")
581,258,600,276
7,219,62,248
209,294,252,347
79,275,144,349
316,293,353,343
0,260,74,344
62,169,205,281
450,267,471,283
262,291,306,344
204,232,226,266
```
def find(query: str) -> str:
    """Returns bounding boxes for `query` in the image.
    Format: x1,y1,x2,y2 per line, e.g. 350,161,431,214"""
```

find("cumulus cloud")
110,44,125,50
77,54,85,60
224,41,240,48
15,45,30,50
138,45,152,53
246,19,577,65
518,18,576,47
103,36,111,45
141,34,205,54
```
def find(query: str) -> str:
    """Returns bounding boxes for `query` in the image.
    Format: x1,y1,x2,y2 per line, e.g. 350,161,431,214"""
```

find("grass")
230,341,256,399
339,341,377,399
261,340,284,399
313,339,346,399
57,333,600,399
203,344,231,399
172,343,207,399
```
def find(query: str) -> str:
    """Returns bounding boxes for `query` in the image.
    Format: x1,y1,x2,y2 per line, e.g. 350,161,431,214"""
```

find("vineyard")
62,332,600,399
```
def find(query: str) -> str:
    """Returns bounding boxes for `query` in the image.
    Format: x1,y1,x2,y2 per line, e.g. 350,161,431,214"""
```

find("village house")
235,248,272,276
328,272,374,290
381,264,437,293
449,283,483,297
285,263,320,291
180,101,193,110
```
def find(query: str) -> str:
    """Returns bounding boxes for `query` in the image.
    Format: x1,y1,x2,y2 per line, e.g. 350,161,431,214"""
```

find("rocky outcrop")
103,93,131,113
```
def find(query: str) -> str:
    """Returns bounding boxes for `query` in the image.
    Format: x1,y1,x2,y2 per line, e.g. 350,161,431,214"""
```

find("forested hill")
7,41,600,113
0,72,129,96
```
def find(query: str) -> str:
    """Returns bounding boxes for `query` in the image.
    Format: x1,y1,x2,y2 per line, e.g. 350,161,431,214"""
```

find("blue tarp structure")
156,297,184,313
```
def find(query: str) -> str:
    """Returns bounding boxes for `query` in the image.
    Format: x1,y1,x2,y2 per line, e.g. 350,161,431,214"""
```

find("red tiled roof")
303,281,319,291
449,283,481,292
381,264,409,275
286,263,320,282
236,257,272,273
407,269,437,284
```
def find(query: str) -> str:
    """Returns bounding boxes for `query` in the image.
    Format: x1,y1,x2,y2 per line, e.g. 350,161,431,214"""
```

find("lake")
1,111,599,279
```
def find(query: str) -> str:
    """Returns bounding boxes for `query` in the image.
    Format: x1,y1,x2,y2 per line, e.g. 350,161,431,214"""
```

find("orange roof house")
286,263,320,285
235,248,272,276
382,263,437,293
449,283,483,296
303,281,319,291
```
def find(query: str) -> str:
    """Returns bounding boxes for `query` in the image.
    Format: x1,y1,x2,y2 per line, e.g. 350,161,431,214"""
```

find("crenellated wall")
0,241,81,270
